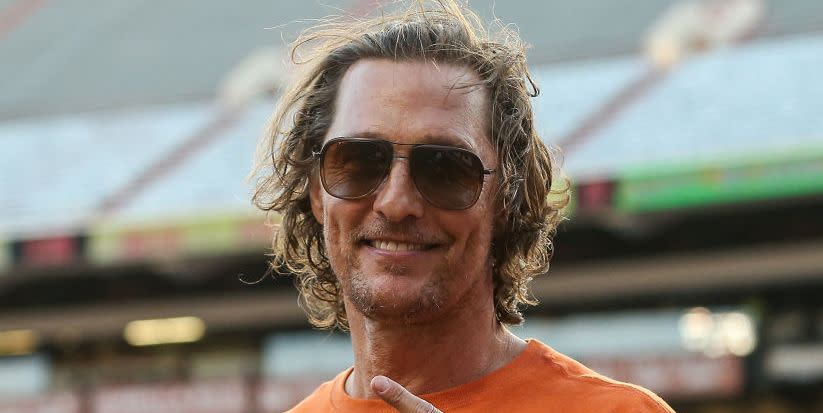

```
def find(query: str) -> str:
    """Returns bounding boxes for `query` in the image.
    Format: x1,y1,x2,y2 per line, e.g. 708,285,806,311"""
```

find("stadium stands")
2,1,823,411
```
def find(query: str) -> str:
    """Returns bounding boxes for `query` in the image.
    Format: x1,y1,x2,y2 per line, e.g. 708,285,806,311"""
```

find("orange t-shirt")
287,339,675,412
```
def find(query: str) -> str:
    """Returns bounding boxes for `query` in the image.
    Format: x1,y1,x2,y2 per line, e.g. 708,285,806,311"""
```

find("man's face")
310,59,498,324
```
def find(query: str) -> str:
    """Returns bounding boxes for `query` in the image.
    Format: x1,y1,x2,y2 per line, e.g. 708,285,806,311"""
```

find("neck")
343,295,526,399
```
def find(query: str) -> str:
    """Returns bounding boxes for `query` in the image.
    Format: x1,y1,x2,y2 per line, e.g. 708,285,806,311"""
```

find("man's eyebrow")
418,134,474,150
343,131,386,140
341,132,477,151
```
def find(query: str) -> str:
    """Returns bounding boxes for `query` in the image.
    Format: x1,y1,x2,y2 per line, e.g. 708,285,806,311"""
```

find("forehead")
326,59,491,154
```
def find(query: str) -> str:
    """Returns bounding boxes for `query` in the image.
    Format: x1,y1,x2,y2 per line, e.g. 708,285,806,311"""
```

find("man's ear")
309,173,324,224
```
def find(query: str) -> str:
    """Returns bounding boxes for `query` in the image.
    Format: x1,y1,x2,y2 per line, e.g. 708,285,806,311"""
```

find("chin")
346,275,449,324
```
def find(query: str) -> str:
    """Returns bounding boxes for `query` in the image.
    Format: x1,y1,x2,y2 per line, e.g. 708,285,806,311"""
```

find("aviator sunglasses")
313,137,496,210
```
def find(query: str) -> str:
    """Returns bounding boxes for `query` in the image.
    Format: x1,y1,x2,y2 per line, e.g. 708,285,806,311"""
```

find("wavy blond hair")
251,0,569,330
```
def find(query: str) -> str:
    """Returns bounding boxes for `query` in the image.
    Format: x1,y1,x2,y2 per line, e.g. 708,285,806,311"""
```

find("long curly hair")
251,0,569,330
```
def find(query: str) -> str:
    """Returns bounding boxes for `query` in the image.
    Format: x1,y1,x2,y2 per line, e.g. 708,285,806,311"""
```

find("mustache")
355,217,451,245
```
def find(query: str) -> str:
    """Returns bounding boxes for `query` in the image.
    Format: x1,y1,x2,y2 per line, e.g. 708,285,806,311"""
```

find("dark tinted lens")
321,139,391,199
411,146,484,209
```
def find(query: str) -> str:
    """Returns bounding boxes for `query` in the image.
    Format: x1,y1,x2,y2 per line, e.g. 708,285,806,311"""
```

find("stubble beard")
339,251,449,325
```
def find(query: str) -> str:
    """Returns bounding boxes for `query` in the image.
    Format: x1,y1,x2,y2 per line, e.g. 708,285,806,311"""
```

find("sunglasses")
313,137,495,210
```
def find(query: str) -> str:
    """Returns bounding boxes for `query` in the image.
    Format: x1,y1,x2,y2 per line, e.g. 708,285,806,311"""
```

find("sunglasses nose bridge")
379,155,412,190
372,155,426,220
382,143,410,176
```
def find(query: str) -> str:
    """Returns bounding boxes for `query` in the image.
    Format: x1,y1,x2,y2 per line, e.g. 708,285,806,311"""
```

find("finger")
371,375,442,413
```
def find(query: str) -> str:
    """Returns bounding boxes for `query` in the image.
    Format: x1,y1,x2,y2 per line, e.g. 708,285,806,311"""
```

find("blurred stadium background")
1,0,822,411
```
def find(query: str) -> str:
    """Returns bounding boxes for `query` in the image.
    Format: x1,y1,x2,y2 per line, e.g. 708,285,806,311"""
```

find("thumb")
371,375,441,413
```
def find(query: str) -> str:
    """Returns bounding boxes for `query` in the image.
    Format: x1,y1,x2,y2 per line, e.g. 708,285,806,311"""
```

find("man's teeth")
371,240,427,251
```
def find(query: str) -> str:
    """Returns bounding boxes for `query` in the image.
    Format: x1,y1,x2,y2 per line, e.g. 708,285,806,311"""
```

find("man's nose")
372,159,425,221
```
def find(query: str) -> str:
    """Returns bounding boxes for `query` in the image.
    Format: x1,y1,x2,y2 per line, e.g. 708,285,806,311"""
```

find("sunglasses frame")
313,137,496,210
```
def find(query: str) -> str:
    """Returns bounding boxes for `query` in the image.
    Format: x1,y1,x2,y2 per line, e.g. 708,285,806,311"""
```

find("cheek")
447,209,495,262
321,197,365,251
322,199,346,244
321,199,354,279
469,219,494,257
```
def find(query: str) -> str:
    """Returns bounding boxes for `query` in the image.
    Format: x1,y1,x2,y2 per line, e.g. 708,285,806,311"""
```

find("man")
252,1,675,412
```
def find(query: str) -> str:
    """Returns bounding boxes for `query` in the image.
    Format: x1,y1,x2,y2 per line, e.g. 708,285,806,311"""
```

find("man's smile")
359,235,443,254
366,239,437,252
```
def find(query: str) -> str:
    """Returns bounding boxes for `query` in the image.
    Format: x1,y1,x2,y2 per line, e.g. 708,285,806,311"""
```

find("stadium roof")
2,0,823,119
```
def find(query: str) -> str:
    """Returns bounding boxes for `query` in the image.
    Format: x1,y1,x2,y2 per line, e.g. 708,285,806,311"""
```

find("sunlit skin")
309,59,526,402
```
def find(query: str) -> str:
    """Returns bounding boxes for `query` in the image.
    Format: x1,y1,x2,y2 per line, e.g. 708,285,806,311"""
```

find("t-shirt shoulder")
283,372,341,413
527,340,676,413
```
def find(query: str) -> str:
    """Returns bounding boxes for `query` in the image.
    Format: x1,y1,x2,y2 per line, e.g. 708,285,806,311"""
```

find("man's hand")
371,375,443,413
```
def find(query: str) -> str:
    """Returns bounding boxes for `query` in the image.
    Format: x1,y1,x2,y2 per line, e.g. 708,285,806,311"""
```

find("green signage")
615,147,823,213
